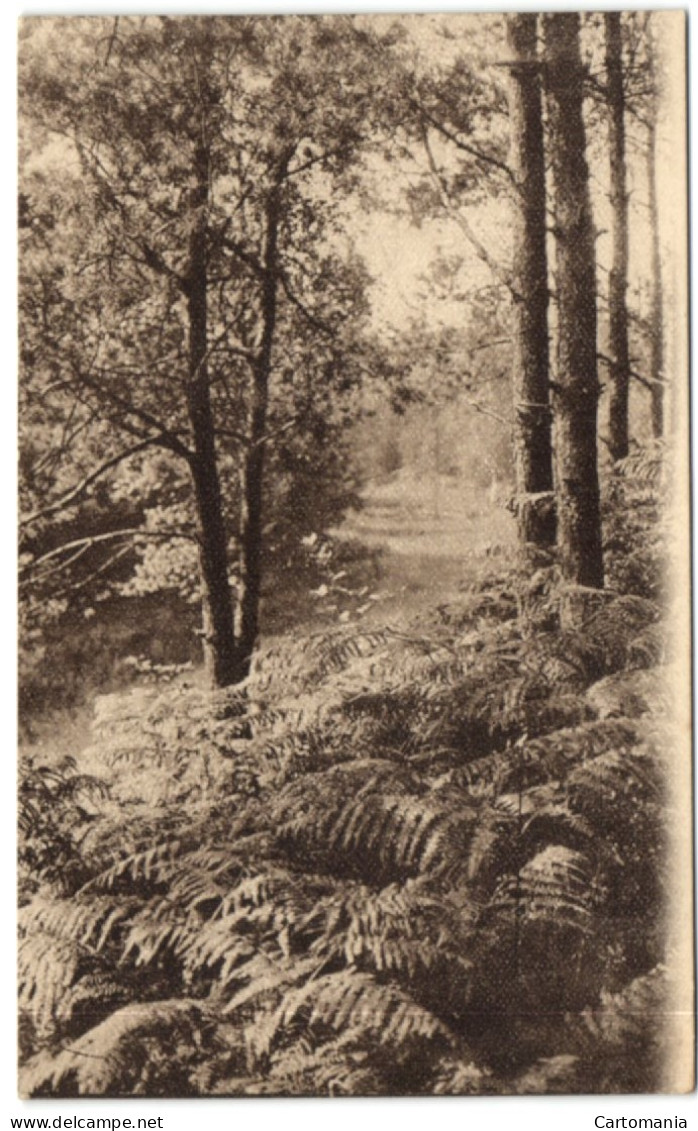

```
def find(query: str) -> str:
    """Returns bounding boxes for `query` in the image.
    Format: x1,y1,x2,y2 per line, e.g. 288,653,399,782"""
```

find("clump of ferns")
18,548,673,1096
19,741,670,1096
19,754,110,899
603,442,667,602
566,963,679,1093
91,588,659,806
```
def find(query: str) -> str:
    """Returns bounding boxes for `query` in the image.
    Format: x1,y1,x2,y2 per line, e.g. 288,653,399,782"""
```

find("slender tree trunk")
647,104,665,438
605,12,631,462
233,175,283,677
544,13,604,592
187,143,242,687
505,12,555,548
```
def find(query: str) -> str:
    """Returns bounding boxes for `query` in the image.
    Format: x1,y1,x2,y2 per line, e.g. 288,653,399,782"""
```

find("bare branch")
278,269,335,337
103,17,120,66
62,544,133,594
20,438,159,532
220,234,265,278
285,144,354,180
414,100,517,188
132,238,189,293
421,128,515,293
21,527,195,583
430,393,511,426
597,351,666,390
74,364,194,461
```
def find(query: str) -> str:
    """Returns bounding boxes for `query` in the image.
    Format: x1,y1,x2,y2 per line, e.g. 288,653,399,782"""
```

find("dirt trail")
338,471,516,621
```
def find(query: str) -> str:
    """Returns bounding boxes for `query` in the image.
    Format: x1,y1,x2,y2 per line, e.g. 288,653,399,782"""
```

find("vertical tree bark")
647,95,665,438
605,12,631,462
233,171,284,677
505,13,555,548
544,13,604,592
187,142,242,687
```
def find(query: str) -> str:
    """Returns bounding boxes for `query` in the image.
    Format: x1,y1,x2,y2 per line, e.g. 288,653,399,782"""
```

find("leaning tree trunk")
187,143,242,688
505,12,555,549
605,11,632,462
647,97,665,438
233,175,283,679
544,13,604,594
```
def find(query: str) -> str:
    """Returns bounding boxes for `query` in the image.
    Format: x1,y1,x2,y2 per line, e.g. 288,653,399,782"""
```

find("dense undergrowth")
19,535,382,744
18,449,685,1096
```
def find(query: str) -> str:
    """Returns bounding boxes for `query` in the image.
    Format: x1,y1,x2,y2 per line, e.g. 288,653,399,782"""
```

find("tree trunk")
647,101,665,438
505,13,555,549
605,12,631,462
233,175,283,677
187,143,242,688
544,13,604,592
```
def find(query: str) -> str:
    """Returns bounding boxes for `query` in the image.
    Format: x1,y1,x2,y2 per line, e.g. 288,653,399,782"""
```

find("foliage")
604,440,668,601
18,14,404,685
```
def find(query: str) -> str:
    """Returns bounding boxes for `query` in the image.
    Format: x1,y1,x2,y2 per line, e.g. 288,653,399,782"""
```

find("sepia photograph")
17,9,692,1101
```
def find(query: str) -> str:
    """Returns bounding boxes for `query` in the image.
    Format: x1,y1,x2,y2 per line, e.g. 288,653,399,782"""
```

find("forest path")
336,470,516,622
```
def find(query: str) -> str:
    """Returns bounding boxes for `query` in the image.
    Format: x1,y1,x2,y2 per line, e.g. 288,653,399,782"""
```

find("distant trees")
356,9,668,597
501,11,669,592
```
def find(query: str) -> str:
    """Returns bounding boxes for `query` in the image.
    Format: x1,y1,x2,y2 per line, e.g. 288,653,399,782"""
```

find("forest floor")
21,470,514,753
20,455,686,1097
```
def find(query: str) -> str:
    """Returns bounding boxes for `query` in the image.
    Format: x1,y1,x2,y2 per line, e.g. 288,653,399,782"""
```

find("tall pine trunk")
647,100,665,438
544,13,604,593
605,12,631,462
187,143,242,688
233,174,283,679
505,13,555,548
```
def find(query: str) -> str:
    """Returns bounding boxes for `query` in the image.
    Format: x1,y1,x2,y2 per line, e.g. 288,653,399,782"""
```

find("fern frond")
250,626,396,698
433,1057,494,1095
258,970,455,1060
567,965,676,1092
582,596,660,674
274,771,475,883
19,999,217,1096
306,880,465,984
616,441,665,489
489,846,598,933
262,1040,384,1097
20,893,141,952
513,1054,580,1094
221,953,322,1015
18,931,82,1029
450,718,638,798
586,668,670,720
628,622,671,669
567,745,662,809
56,971,130,1026
575,964,673,1051
80,840,184,893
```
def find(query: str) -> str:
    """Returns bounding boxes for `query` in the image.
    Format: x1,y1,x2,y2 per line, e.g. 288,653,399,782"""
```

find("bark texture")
233,169,285,679
187,143,241,688
605,12,631,462
505,13,555,548
544,13,604,592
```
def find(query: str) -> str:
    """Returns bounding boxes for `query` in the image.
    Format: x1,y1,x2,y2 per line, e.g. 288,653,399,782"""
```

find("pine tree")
544,12,604,594
605,12,632,462
505,13,555,548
